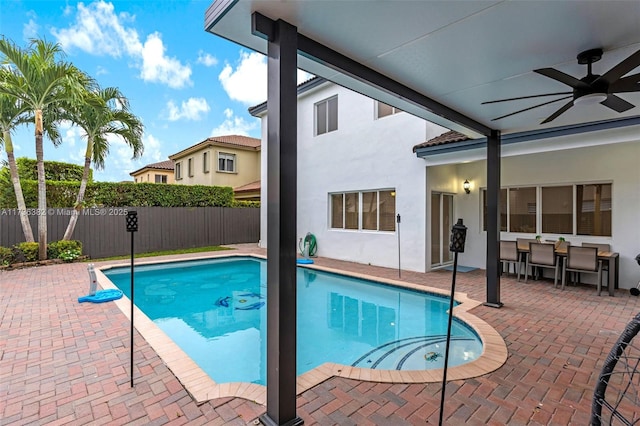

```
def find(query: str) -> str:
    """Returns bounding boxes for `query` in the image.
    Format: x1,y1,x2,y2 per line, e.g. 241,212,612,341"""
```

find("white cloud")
210,108,258,136
51,1,191,88
197,50,218,67
219,51,267,105
219,50,316,105
23,15,39,40
166,98,210,121
96,66,108,76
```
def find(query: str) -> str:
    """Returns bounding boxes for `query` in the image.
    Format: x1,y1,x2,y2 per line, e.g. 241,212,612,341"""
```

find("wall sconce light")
463,179,471,194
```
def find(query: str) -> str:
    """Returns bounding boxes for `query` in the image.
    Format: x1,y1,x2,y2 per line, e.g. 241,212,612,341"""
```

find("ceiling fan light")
574,92,608,106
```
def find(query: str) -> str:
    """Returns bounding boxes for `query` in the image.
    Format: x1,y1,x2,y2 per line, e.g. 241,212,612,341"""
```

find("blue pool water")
104,257,482,385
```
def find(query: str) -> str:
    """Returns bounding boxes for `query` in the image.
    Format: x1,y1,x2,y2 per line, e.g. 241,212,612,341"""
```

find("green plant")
48,240,83,259
0,246,13,266
13,242,39,262
58,248,81,262
558,236,565,242
535,235,541,241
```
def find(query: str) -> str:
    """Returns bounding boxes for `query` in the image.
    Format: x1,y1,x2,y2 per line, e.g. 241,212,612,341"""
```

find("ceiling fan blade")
598,49,640,84
534,68,588,89
541,100,574,124
600,94,635,113
490,96,572,121
609,73,640,93
482,92,572,104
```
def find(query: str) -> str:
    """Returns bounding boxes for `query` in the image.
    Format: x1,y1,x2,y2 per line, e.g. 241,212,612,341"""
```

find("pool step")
352,335,475,370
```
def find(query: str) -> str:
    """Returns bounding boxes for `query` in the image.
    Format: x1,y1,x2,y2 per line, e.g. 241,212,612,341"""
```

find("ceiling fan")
483,48,640,123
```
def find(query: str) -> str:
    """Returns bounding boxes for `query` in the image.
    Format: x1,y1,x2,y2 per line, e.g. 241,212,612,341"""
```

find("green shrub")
232,200,260,208
0,246,13,266
48,240,83,259
13,242,39,262
59,248,82,262
0,180,235,208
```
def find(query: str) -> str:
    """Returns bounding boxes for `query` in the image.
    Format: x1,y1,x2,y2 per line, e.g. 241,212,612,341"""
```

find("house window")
315,96,338,135
482,182,611,236
375,101,402,119
577,183,612,236
188,158,193,177
542,186,572,234
509,187,536,233
154,174,167,184
218,152,236,172
203,152,209,173
330,189,396,232
175,162,182,179
482,187,535,233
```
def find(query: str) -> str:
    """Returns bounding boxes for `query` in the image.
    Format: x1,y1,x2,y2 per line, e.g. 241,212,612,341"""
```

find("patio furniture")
500,240,521,281
562,245,603,294
525,242,559,286
582,242,611,285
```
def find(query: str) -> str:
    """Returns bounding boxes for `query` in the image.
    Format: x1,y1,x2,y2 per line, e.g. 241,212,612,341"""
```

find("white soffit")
206,0,640,137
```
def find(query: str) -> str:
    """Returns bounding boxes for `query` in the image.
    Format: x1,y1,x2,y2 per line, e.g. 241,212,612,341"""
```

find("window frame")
203,151,209,173
154,174,167,184
315,95,338,136
329,189,396,232
482,181,612,237
375,101,402,119
175,162,182,180
217,152,236,173
187,158,193,177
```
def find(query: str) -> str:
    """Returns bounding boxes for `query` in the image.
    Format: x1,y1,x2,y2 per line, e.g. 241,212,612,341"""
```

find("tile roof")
234,180,261,193
412,130,470,152
169,135,261,159
129,159,174,176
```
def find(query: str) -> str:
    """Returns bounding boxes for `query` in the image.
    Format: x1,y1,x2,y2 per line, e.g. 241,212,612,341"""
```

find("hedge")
0,181,236,208
0,157,92,182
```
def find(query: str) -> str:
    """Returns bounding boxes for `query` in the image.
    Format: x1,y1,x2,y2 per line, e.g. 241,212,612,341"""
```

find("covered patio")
204,2,639,424
1,247,639,424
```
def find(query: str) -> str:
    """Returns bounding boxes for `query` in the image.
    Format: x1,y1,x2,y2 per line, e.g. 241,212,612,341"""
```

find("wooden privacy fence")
0,207,260,259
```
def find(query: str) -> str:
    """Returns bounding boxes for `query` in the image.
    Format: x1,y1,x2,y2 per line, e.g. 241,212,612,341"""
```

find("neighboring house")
130,160,175,184
233,180,261,201
168,135,261,199
250,78,640,289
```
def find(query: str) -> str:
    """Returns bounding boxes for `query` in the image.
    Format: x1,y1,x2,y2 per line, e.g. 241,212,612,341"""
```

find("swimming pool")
103,256,483,386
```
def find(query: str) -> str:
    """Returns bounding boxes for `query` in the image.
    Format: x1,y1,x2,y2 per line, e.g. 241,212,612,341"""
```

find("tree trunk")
35,109,47,260
3,130,35,242
63,153,92,240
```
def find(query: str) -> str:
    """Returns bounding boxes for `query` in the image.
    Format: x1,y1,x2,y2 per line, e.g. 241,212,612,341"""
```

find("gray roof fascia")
415,115,640,158
248,77,328,116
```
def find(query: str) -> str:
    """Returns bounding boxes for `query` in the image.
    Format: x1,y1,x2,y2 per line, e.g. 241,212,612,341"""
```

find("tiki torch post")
125,211,138,387
439,218,467,425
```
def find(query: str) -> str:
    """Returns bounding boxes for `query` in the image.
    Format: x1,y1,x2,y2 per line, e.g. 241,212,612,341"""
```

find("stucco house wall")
170,136,261,190
259,82,447,272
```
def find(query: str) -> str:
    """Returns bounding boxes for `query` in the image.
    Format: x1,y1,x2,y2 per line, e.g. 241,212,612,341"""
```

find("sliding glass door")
431,192,454,267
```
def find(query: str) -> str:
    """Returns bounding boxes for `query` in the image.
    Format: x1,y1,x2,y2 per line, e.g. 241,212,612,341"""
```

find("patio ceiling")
205,1,640,138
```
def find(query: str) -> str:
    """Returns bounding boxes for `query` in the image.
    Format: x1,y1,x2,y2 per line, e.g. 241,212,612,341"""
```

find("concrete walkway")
1,245,638,425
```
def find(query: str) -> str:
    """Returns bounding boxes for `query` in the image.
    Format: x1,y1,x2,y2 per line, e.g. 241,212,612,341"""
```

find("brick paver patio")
1,244,638,425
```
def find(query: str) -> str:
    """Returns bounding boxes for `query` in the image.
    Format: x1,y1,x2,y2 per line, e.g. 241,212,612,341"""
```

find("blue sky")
1,1,311,182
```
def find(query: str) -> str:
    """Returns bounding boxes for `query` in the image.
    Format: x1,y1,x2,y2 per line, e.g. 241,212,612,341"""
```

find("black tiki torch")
439,218,467,425
125,211,138,387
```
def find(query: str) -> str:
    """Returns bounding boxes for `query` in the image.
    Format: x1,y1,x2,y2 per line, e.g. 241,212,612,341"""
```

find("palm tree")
0,93,35,242
61,86,144,240
0,37,92,259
